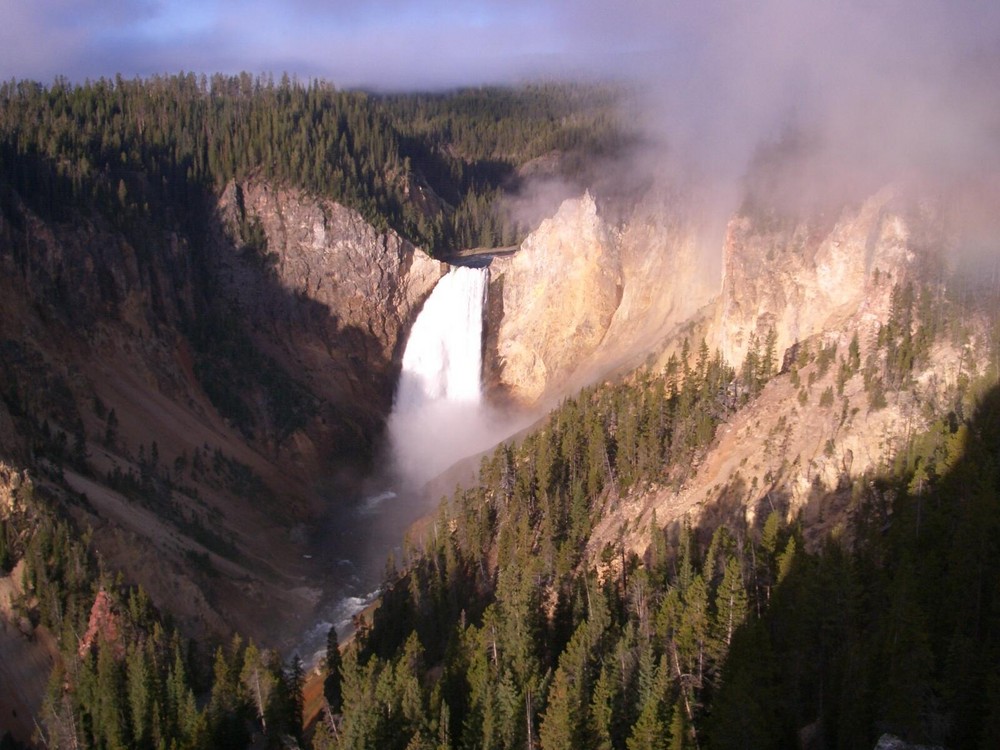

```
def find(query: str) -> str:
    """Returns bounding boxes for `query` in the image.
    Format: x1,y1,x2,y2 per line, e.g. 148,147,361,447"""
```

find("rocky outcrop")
491,190,715,405
714,188,923,368
492,193,621,403
219,180,442,363
0,463,28,516
78,590,122,658
215,180,445,466
594,187,716,371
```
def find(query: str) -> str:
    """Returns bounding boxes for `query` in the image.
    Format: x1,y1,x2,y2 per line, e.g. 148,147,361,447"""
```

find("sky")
2,0,999,215
0,0,655,88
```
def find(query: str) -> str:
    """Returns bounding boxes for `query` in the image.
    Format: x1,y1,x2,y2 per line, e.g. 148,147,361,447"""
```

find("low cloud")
625,1,1000,214
1,0,997,238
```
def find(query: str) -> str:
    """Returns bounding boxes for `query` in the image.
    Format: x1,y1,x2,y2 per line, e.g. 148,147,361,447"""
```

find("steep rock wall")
491,190,715,405
220,180,442,364
492,193,622,404
217,180,444,467
595,188,716,371
714,188,920,368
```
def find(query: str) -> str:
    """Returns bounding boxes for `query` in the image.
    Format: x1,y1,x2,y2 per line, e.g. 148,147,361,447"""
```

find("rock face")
217,180,444,466
595,187,716,370
491,190,715,405
492,193,622,403
488,181,977,575
715,188,921,368
490,185,947,410
220,180,442,364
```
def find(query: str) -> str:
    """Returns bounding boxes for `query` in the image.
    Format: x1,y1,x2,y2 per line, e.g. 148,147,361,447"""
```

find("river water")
299,265,492,664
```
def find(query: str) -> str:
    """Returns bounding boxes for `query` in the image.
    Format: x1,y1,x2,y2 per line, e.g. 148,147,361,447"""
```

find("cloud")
510,0,1000,234
630,0,1000,192
0,0,997,211
0,0,558,85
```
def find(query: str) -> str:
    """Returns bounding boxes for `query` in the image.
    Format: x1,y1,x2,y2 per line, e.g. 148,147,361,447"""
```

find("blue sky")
0,0,665,88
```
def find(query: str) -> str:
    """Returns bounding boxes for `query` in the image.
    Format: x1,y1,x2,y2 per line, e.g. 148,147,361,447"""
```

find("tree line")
0,75,628,255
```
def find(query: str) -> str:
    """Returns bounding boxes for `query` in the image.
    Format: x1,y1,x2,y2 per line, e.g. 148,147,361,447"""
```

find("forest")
313,289,1000,750
0,74,628,256
1,75,999,750
7,284,995,749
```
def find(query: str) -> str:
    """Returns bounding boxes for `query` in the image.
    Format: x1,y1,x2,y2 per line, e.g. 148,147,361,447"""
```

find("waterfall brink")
395,266,487,410
388,265,490,482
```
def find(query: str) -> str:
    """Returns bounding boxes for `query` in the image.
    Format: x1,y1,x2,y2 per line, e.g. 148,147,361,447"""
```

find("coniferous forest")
0,74,627,256
0,75,999,750
317,326,1000,750
4,306,999,748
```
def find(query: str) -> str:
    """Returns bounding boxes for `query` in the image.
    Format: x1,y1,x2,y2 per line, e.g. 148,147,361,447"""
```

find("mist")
386,399,533,487
7,1,997,205
615,1,1000,233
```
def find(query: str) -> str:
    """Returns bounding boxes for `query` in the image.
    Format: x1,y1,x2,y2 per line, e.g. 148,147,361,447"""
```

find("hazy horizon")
3,0,998,247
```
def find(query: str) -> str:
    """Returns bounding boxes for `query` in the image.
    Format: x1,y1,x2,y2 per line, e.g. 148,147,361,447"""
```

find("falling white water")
388,265,491,482
395,266,488,409
300,264,540,658
298,266,495,660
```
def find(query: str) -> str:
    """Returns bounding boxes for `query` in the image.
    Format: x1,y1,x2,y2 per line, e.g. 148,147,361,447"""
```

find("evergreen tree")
324,626,344,713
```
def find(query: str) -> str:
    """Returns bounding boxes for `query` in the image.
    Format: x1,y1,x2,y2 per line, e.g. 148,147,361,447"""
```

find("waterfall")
388,265,490,482
301,265,495,656
395,266,488,410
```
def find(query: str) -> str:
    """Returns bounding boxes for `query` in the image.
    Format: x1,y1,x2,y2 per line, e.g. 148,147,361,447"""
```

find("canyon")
0,165,993,746
0,171,979,639
0,71,994,749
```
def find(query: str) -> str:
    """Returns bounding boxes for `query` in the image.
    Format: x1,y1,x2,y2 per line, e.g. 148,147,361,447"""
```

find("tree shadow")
707,383,1000,749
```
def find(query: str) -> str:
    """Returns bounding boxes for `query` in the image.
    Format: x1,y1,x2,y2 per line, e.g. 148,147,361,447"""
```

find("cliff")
491,189,715,405
714,187,928,367
486,183,976,566
219,179,441,366
491,193,621,403
216,179,442,469
0,177,441,644
591,188,975,561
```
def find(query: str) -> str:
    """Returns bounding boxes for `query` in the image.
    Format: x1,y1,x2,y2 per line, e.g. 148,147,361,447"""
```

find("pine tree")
287,654,305,742
712,556,748,662
126,642,154,750
627,697,667,750
240,642,277,736
325,626,344,713
590,660,623,750
761,327,778,383
539,620,595,750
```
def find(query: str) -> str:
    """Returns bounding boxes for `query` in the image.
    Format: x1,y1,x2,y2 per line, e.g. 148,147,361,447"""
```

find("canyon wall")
714,187,929,368
490,185,949,407
486,183,974,566
219,180,442,366
490,190,716,405
0,166,967,649
0,178,442,643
